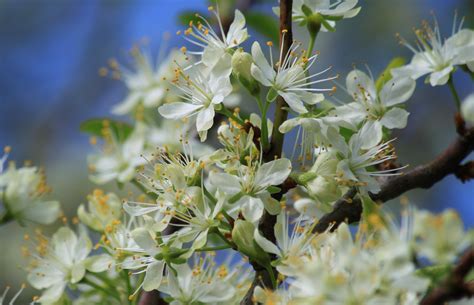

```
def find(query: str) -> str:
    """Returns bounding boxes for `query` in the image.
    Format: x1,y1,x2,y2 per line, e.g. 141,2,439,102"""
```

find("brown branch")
455,161,474,183
420,249,474,305
241,1,294,304
313,127,474,234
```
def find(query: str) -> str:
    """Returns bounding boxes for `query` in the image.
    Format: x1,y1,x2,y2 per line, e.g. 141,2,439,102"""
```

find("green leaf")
80,118,133,142
301,4,313,17
415,264,452,284
245,12,279,43
267,186,281,194
375,57,406,92
177,11,207,26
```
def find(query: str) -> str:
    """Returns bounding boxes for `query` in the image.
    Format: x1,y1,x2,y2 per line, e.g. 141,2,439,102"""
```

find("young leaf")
80,118,133,142
245,12,279,43
375,57,406,92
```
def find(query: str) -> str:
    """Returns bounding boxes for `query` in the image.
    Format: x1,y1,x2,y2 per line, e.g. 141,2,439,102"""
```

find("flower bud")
461,93,474,125
232,49,260,96
232,219,270,265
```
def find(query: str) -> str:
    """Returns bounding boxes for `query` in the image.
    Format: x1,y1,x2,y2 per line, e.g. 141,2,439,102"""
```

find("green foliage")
415,264,452,285
80,118,133,142
177,11,208,26
375,57,406,92
245,12,279,43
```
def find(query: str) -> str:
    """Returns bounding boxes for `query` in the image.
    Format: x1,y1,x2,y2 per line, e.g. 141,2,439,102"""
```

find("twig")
240,1,294,304
313,127,474,234
420,249,474,305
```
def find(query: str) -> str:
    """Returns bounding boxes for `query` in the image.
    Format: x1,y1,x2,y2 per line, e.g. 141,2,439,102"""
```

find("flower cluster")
2,1,473,304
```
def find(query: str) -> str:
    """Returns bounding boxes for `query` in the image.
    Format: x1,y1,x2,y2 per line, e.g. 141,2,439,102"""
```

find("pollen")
4,145,11,153
266,41,273,47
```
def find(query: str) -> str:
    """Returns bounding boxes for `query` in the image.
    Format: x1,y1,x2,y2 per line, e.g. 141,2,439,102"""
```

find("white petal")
255,158,292,187
143,261,165,291
112,92,141,115
143,87,165,107
196,106,215,132
37,283,66,304
254,229,281,256
279,91,308,114
251,64,273,86
21,200,60,224
380,107,409,129
358,120,383,149
251,42,275,82
209,172,241,194
380,77,416,106
85,254,114,273
158,102,201,119
429,66,453,86
238,196,264,223
70,263,86,284
131,228,158,255
346,69,376,102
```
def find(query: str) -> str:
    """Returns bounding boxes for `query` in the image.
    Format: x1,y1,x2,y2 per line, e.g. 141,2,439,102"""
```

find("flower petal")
380,107,409,129
158,102,201,119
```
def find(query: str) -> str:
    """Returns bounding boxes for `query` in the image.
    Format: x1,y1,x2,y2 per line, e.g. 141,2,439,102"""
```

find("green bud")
306,13,323,36
232,49,260,96
232,220,270,265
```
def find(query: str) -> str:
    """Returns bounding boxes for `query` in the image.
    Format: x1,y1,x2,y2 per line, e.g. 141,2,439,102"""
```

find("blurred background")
1,0,473,302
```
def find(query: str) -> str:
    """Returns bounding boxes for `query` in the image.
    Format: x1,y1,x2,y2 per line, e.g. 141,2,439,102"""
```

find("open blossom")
254,212,314,275
291,0,360,31
251,41,335,114
111,48,190,115
0,161,60,225
209,158,292,222
158,63,233,141
27,227,112,304
335,124,402,194
413,209,473,264
333,69,415,148
159,255,244,305
77,189,122,232
392,16,474,86
182,7,248,72
88,123,147,184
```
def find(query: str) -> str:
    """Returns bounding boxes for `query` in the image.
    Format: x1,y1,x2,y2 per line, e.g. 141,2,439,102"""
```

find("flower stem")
196,244,232,252
256,95,270,151
214,228,236,249
448,76,461,111
82,276,121,301
307,31,317,57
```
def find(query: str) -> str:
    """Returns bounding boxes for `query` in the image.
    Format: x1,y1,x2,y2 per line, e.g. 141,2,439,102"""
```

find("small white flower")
112,49,189,115
335,124,402,193
333,69,415,148
120,227,170,292
209,158,292,222
251,41,335,114
413,209,473,264
0,162,60,225
254,212,314,275
27,227,110,304
159,255,238,305
461,93,474,125
182,8,248,71
77,189,122,232
288,0,360,32
392,16,474,86
158,64,233,141
88,124,147,184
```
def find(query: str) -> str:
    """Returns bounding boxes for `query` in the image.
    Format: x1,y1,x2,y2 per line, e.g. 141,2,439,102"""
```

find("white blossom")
392,16,474,86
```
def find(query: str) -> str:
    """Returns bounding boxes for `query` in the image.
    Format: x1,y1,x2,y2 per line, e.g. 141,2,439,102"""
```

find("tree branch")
420,249,474,305
313,127,474,234
241,1,294,304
